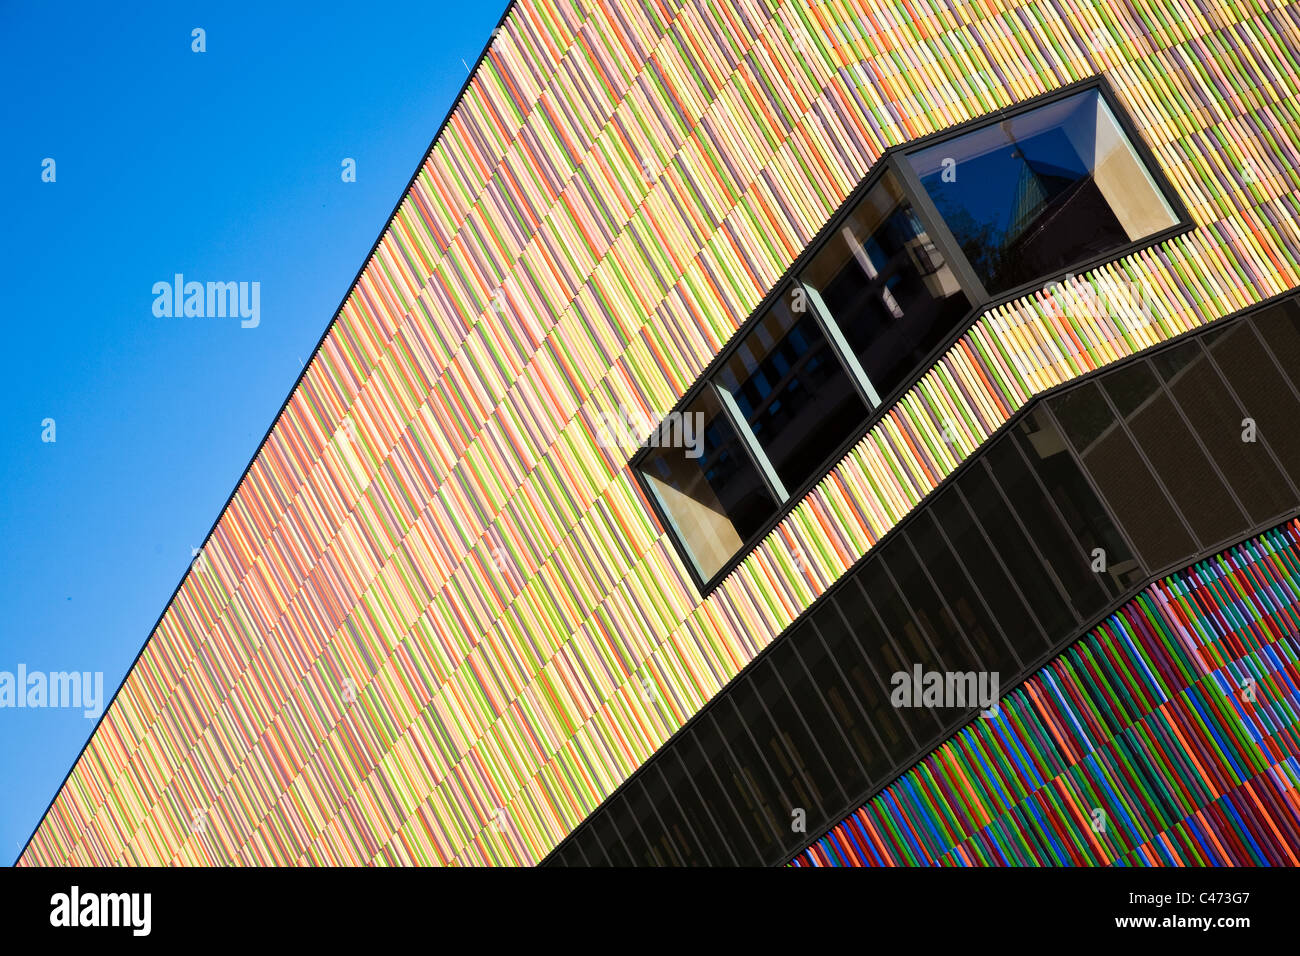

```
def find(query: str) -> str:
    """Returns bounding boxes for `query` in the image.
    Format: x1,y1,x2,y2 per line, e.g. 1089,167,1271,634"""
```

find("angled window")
906,88,1179,295
634,79,1187,594
800,169,972,400
714,288,871,492
640,389,780,582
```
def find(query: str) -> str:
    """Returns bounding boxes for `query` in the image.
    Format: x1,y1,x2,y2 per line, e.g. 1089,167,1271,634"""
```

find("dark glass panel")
705,699,788,863
638,388,779,582
677,731,761,865
931,486,1051,660
908,89,1177,294
1110,362,1247,549
1148,338,1202,386
1252,299,1300,394
715,288,870,491
621,777,678,866
857,556,956,742
800,169,971,400
957,461,1076,638
707,697,785,863
1102,360,1160,418
1205,320,1300,486
1154,338,1295,525
639,762,699,866
1050,377,1115,455
748,657,849,815
732,667,825,817
794,620,894,780
859,554,946,672
820,586,924,761
765,636,870,790
882,536,981,674
876,539,981,733
589,805,633,866
566,828,602,867
607,781,654,865
658,747,737,866
905,511,1022,677
1059,383,1196,571
986,433,1111,618
1014,406,1142,598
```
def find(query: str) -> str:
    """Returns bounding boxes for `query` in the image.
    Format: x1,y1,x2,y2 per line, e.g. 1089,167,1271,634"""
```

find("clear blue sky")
0,0,509,865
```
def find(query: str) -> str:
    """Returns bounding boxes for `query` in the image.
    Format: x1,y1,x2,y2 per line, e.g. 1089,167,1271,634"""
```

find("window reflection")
801,169,971,400
715,289,870,491
1008,407,1142,600
908,89,1178,294
639,389,779,582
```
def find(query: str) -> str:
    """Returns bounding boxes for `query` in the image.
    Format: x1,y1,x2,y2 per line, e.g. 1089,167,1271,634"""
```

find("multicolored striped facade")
793,518,1300,867
20,0,1300,866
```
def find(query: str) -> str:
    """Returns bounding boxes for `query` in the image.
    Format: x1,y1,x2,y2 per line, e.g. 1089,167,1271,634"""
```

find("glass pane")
657,749,736,866
908,89,1178,294
1206,320,1300,487
833,576,938,753
569,825,608,866
818,588,921,765
607,785,653,865
749,657,849,814
621,778,675,866
906,511,1022,678
638,388,779,582
1111,362,1248,550
765,635,871,790
800,168,972,400
1102,360,1161,418
957,462,1076,639
638,763,698,866
1013,406,1142,599
707,699,788,863
1050,377,1115,453
677,731,762,865
1252,299,1300,394
1154,338,1295,526
731,671,820,817
986,431,1111,619
691,717,769,868
883,535,981,675
794,620,893,781
858,557,955,743
715,288,870,491
1056,382,1197,572
589,806,633,866
930,487,1050,660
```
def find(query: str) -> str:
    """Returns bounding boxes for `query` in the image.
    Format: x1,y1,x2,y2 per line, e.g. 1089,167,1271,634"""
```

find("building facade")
21,0,1300,866
795,515,1300,866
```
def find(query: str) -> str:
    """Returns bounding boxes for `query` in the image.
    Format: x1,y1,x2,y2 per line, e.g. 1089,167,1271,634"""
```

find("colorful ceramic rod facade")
20,0,1300,866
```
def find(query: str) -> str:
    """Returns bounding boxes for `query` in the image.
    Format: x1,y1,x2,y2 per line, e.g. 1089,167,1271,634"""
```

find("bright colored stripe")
794,521,1300,867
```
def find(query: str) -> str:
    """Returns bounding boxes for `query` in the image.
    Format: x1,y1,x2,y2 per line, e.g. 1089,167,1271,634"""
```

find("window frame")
631,76,1191,596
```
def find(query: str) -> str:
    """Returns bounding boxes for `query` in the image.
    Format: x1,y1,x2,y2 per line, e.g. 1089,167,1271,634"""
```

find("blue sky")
0,0,509,865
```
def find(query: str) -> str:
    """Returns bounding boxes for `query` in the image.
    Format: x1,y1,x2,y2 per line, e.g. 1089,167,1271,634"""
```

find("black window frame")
630,76,1191,596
